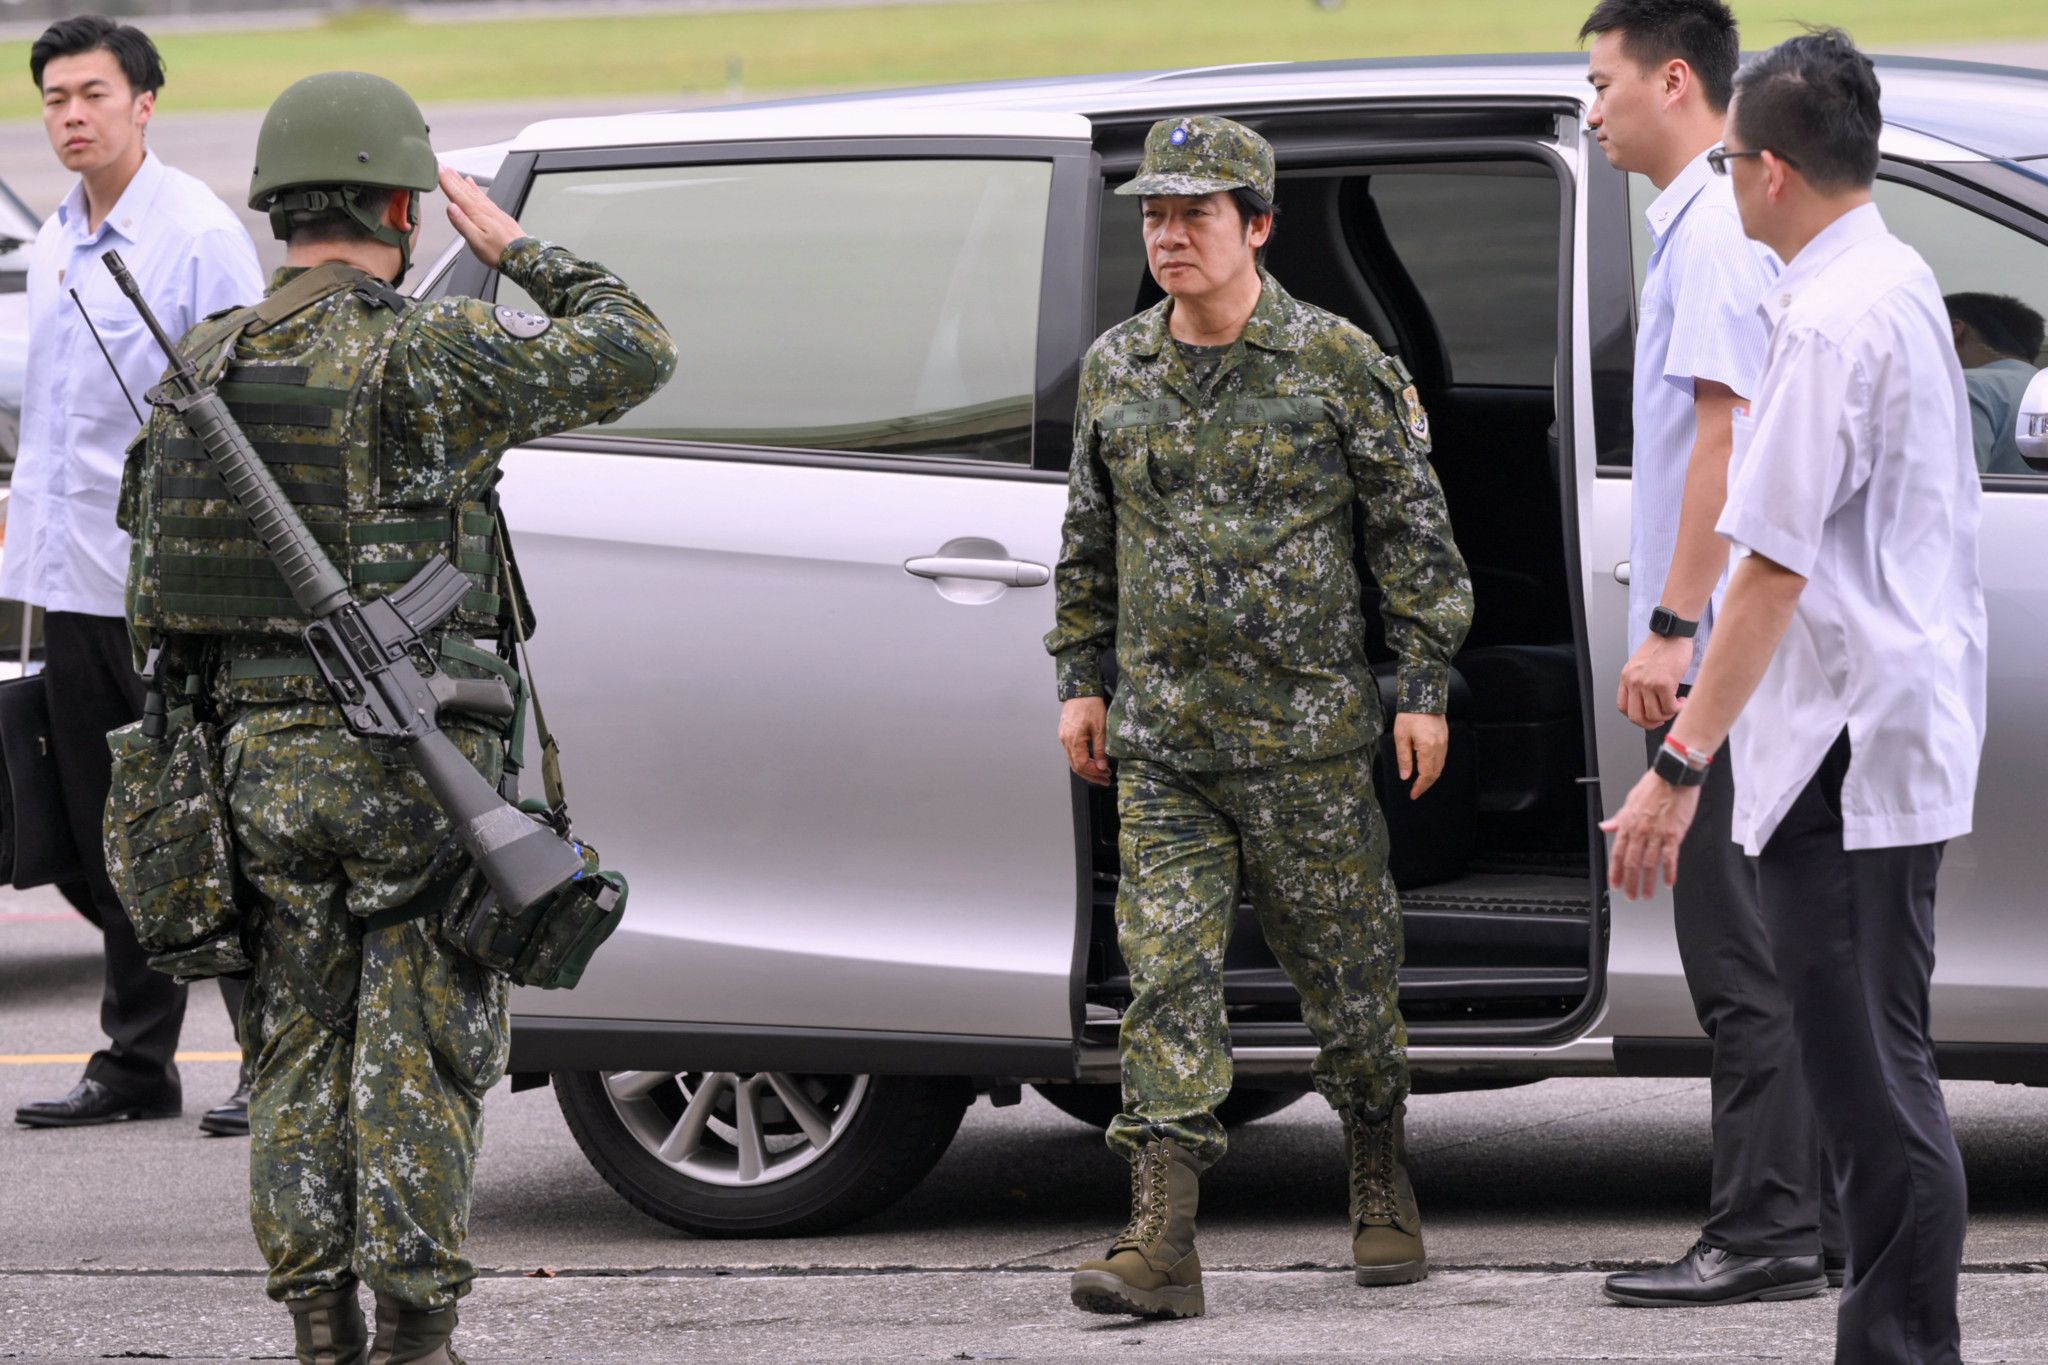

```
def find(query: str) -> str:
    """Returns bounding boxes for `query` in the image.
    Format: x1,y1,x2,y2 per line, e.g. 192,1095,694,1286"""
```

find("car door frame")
1076,98,1618,1060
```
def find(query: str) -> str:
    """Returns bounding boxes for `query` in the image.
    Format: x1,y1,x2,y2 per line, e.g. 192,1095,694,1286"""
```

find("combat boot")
368,1291,464,1365
1345,1103,1427,1286
1069,1137,1205,1319
286,1283,369,1365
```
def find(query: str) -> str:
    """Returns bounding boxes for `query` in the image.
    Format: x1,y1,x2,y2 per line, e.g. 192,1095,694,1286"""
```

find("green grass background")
3,0,2044,122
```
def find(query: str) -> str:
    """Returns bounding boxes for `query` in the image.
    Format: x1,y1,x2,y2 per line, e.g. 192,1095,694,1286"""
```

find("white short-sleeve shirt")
1717,203,1987,855
1628,148,1779,679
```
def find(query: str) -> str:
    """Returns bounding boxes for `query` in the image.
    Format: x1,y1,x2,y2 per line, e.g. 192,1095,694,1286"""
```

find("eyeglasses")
1708,146,1799,176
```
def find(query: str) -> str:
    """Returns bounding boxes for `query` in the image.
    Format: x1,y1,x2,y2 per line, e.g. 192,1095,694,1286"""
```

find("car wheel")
553,1069,969,1237
1032,1082,1304,1130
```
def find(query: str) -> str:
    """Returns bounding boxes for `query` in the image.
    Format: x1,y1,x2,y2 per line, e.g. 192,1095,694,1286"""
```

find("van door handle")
1613,561,1631,585
905,556,1051,588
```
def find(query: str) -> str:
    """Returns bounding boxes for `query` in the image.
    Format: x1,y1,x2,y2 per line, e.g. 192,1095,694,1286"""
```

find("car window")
1872,176,2048,480
1093,164,1559,388
1369,169,1560,387
501,158,1051,464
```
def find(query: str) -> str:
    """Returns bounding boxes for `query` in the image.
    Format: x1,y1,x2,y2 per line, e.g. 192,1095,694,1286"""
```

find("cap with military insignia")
1117,115,1276,201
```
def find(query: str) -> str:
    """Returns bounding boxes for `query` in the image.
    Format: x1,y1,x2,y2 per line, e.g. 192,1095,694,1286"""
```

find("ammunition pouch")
104,717,249,982
441,820,627,991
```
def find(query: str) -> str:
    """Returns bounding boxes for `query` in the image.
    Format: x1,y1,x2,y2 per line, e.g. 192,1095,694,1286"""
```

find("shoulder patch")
492,305,552,340
1401,384,1430,444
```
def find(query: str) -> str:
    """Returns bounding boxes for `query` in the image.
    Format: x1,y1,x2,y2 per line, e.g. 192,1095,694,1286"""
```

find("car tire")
553,1069,970,1237
1032,1082,1303,1130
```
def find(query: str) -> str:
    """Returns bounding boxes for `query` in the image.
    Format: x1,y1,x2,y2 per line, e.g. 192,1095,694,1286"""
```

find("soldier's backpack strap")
239,262,374,335
491,510,564,814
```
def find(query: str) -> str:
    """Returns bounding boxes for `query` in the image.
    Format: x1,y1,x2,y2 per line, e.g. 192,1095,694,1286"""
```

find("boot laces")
1348,1117,1396,1223
1113,1143,1172,1249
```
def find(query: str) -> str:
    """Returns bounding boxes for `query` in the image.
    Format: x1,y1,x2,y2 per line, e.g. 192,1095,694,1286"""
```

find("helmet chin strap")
269,186,420,286
351,188,419,287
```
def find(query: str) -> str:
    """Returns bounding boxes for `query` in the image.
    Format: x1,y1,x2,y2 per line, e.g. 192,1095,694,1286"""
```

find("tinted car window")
1094,165,1559,390
1873,176,2048,479
1370,169,1560,387
504,158,1051,463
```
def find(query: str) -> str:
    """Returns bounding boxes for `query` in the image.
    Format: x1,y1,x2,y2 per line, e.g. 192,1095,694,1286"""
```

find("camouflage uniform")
1045,125,1471,1168
124,237,675,1310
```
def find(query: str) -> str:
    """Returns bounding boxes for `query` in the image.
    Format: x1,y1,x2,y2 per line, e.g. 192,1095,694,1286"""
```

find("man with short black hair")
1604,29,1983,1365
7,14,263,1136
1580,0,1839,1309
1049,114,1470,1319
1945,291,2043,474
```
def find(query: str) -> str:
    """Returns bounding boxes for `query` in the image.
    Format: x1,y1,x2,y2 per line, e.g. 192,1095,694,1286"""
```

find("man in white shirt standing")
6,16,263,1135
1580,0,1837,1308
1604,29,1984,1365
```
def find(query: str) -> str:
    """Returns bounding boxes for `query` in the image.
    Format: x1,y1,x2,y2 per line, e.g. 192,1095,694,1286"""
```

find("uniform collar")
1762,201,1886,326
1129,268,1305,359
55,148,167,246
1644,145,1719,245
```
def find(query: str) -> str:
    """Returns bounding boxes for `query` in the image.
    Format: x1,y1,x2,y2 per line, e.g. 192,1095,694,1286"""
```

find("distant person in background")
1945,291,2043,474
5,15,263,1136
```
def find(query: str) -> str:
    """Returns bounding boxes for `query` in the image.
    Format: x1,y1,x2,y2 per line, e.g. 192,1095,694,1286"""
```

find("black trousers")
41,611,243,1100
1653,721,1838,1257
1757,732,1964,1365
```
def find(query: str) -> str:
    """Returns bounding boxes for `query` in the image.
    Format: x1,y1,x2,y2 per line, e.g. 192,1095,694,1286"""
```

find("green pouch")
104,719,249,982
442,830,626,991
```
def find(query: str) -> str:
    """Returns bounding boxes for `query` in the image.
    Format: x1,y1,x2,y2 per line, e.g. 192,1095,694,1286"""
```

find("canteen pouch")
443,828,626,990
104,719,250,982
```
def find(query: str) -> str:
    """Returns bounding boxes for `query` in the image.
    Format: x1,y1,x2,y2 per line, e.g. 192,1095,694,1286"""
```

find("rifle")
104,248,611,930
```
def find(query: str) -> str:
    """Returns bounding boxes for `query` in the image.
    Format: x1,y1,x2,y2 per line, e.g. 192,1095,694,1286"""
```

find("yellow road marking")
0,1050,242,1065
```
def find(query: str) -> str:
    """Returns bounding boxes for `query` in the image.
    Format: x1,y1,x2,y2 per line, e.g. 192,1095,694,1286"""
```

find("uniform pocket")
104,720,249,980
418,932,511,1098
1226,396,1343,505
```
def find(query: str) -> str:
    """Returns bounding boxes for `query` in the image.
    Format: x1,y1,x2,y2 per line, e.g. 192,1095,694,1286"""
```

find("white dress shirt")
0,151,263,617
1629,147,1779,680
1718,203,1987,855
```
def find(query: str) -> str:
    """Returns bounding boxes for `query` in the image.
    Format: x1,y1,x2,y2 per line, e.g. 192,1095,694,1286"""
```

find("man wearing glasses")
1580,0,1836,1309
1604,29,1984,1364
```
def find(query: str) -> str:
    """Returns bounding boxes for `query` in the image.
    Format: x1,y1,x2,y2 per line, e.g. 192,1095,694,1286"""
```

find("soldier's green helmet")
1117,115,1276,201
250,71,438,281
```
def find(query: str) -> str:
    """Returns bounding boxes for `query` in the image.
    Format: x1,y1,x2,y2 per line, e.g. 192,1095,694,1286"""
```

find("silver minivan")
419,53,2048,1238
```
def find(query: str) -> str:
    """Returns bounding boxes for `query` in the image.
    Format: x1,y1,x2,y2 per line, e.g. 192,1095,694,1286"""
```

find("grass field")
3,0,2045,122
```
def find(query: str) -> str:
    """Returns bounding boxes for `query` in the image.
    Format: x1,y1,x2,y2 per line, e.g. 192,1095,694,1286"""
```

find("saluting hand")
1392,712,1448,799
442,167,527,270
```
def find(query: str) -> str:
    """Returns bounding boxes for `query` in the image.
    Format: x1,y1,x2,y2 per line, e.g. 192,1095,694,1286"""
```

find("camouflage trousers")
225,704,510,1311
1108,747,1406,1170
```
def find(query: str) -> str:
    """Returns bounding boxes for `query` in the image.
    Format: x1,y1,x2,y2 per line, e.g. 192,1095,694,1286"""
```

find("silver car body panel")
474,53,2048,1072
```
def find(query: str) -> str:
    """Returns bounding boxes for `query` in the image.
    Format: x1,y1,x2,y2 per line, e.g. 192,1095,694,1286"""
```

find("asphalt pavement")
4,888,2047,1362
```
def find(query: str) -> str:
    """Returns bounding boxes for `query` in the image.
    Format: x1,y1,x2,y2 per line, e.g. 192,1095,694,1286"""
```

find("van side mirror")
2020,367,2048,473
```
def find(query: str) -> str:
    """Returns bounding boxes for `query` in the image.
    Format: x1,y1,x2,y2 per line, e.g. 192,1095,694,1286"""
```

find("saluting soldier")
1046,116,1472,1320
118,73,675,1364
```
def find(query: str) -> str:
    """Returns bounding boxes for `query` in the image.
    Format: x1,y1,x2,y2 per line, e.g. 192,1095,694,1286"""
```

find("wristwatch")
1648,606,1699,639
1652,737,1711,788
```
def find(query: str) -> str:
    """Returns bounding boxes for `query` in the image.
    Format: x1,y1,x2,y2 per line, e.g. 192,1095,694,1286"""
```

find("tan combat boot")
1069,1138,1205,1319
1346,1103,1427,1286
368,1292,464,1365
286,1283,369,1365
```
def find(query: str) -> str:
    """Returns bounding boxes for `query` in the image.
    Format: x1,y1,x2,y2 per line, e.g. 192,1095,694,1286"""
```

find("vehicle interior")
1075,106,1602,1061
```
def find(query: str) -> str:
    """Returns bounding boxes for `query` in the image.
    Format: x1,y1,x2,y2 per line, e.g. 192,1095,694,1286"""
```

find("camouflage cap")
1117,115,1276,200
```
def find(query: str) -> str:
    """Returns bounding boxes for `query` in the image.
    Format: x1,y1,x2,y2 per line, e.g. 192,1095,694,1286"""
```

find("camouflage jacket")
122,236,677,705
1044,270,1472,771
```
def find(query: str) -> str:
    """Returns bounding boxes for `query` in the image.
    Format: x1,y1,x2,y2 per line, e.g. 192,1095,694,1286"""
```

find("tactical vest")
128,265,506,646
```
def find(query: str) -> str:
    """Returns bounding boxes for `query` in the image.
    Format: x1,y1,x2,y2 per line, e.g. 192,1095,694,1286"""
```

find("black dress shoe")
1825,1255,1847,1289
14,1078,182,1128
199,1066,251,1138
1603,1240,1828,1307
